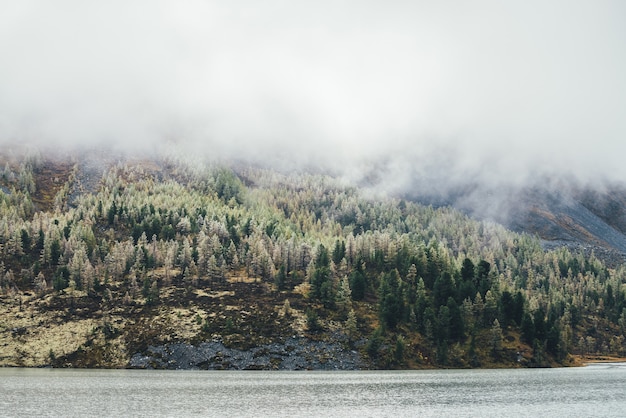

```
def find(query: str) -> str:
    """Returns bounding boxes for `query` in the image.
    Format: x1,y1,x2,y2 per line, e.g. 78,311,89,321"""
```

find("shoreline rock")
130,337,365,370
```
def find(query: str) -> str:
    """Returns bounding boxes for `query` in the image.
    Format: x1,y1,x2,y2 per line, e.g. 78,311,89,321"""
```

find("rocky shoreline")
130,337,365,370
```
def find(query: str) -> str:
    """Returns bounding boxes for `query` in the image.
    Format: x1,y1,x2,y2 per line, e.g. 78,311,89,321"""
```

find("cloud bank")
1,0,625,187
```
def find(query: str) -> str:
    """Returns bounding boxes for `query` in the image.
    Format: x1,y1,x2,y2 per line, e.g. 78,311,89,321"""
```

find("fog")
1,1,626,192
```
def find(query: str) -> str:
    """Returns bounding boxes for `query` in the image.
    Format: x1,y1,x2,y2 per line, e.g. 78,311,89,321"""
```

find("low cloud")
1,1,625,188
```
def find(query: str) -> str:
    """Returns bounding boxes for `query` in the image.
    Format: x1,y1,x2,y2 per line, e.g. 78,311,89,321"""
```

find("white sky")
1,0,625,184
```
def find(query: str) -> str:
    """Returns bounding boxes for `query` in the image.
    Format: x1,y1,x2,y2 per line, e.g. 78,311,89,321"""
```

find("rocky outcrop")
129,337,365,370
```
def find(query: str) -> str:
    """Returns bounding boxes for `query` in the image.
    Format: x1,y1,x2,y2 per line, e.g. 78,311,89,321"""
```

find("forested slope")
0,149,625,369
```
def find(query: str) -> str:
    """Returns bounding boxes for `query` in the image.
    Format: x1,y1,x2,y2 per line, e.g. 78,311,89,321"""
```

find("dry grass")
195,289,235,299
0,271,300,367
0,294,96,366
161,307,206,341
32,160,74,212
573,355,626,365
227,275,258,284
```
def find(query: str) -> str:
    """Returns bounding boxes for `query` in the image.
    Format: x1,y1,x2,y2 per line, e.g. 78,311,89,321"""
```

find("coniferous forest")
1,148,625,369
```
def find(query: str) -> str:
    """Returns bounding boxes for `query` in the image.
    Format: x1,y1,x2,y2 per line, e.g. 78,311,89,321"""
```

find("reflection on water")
1,364,626,417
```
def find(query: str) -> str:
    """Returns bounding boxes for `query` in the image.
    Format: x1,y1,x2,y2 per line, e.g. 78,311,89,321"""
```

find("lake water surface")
2,364,626,417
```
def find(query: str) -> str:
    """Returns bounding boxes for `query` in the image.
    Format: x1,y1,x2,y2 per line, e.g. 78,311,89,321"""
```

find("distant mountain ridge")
405,178,626,267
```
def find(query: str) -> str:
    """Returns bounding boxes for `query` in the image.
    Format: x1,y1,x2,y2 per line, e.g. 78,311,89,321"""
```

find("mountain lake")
1,363,625,417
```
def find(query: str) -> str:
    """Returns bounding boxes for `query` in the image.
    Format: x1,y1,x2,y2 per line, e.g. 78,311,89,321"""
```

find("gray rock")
129,337,364,370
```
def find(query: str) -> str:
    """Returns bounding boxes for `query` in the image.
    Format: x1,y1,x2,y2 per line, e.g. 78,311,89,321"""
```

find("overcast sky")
1,1,625,186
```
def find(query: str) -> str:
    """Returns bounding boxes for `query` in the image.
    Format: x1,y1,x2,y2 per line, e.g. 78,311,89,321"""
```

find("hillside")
0,149,625,369
403,178,626,268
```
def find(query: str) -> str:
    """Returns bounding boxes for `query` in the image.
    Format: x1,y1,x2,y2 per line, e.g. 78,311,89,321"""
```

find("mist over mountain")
393,165,626,266
2,1,626,264
2,1,626,181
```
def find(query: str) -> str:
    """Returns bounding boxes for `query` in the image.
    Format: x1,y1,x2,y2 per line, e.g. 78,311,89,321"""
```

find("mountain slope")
1,150,625,369
404,178,626,267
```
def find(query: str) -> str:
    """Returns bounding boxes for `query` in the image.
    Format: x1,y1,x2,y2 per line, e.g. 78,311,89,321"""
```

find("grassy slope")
0,272,540,369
